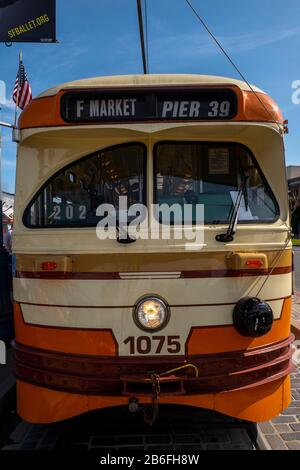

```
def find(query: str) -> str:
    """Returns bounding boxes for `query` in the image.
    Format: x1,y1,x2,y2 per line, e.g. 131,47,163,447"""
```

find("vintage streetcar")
12,74,293,423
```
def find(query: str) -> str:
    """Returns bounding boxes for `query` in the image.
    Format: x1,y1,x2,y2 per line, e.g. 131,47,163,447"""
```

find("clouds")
149,27,300,68
1,134,12,143
2,158,16,168
3,98,15,110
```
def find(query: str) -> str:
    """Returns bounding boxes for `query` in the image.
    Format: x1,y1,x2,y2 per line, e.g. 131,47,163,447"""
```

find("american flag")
13,60,32,110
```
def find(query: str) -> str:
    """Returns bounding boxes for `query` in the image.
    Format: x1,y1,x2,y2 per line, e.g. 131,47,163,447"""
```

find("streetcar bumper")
13,335,294,423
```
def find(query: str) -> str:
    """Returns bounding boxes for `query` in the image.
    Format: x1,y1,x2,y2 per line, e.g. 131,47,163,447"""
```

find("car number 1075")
123,335,181,355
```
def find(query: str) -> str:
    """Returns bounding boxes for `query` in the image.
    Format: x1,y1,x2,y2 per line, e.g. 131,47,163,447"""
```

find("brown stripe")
15,265,292,280
15,250,292,273
13,336,293,396
15,271,120,280
17,295,287,310
181,266,292,278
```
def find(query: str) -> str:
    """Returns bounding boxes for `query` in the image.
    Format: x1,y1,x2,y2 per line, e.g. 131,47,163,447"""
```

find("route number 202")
123,336,181,355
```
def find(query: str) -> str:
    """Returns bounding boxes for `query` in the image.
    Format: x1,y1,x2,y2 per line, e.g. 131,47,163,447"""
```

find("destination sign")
61,88,238,123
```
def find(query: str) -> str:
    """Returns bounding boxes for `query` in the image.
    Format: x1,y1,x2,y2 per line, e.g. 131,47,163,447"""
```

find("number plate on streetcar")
123,335,181,355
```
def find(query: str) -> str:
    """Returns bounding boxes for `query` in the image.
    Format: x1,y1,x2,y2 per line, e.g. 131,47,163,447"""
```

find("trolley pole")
136,0,148,74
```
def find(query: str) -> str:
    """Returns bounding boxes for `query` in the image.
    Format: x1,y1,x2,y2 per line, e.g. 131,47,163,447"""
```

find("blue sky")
1,0,300,193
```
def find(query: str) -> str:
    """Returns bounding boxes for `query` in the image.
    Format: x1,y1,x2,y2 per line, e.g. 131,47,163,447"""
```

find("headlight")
133,295,170,332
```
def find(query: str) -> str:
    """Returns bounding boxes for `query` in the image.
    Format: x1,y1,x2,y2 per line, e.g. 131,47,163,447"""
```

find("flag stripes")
13,60,32,110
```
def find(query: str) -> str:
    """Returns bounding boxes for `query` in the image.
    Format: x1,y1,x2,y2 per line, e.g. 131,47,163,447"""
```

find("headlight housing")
133,295,170,332
233,297,273,337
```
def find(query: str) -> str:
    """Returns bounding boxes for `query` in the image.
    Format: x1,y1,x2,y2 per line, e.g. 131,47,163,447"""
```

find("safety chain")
140,364,199,426
142,373,161,426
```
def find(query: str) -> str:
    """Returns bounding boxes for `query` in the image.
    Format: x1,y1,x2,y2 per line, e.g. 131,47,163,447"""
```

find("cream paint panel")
13,229,290,254
13,274,292,307
14,123,288,251
20,299,284,356
37,74,264,98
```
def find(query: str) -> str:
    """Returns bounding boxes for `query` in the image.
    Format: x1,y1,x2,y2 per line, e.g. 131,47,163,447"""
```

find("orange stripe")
14,303,118,356
16,375,290,423
18,86,283,129
186,296,292,354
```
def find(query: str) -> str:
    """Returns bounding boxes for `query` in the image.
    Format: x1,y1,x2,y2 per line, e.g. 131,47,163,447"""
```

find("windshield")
154,142,278,224
24,143,146,227
24,141,279,228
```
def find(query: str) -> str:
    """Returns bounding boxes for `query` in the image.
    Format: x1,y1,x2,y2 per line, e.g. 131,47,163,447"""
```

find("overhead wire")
184,1,291,295
184,0,283,133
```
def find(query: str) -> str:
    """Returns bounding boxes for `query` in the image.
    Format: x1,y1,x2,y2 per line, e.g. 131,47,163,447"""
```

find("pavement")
1,408,257,451
257,246,300,450
257,344,300,450
293,248,300,292
0,349,15,418
292,293,300,339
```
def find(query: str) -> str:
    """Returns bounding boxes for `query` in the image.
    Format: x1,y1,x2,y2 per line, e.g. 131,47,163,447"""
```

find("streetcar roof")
37,74,265,98
19,74,283,130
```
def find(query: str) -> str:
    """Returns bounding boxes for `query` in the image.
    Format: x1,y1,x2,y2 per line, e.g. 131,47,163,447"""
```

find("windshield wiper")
215,171,249,243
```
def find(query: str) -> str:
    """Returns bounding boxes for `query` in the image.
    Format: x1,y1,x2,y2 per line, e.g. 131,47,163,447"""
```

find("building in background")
287,166,300,238
2,191,14,235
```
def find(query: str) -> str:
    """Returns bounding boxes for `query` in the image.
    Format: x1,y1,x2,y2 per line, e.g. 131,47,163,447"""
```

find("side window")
24,143,146,227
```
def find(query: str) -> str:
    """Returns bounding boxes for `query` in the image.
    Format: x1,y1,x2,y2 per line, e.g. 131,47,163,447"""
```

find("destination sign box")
61,88,238,123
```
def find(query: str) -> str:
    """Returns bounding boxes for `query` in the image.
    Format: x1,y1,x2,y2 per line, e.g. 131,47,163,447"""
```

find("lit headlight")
134,296,170,332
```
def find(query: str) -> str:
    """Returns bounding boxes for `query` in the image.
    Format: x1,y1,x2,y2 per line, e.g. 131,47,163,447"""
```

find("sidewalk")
292,293,300,339
257,296,300,450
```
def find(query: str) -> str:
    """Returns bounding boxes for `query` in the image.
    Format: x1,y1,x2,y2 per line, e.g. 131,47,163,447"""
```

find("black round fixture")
233,297,273,337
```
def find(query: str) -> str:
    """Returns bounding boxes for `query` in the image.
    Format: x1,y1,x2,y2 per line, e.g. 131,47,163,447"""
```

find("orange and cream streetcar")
12,74,293,424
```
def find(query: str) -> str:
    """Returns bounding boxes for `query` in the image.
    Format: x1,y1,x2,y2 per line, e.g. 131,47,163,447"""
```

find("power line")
184,0,282,129
144,0,149,73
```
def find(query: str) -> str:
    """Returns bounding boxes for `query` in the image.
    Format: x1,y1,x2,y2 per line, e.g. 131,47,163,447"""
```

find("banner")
0,0,56,43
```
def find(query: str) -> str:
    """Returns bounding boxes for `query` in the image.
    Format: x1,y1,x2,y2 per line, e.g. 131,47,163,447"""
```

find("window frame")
153,140,280,225
23,142,148,229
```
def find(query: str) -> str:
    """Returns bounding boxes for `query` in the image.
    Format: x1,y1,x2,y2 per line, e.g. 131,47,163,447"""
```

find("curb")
292,293,300,339
291,323,300,340
255,425,272,450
